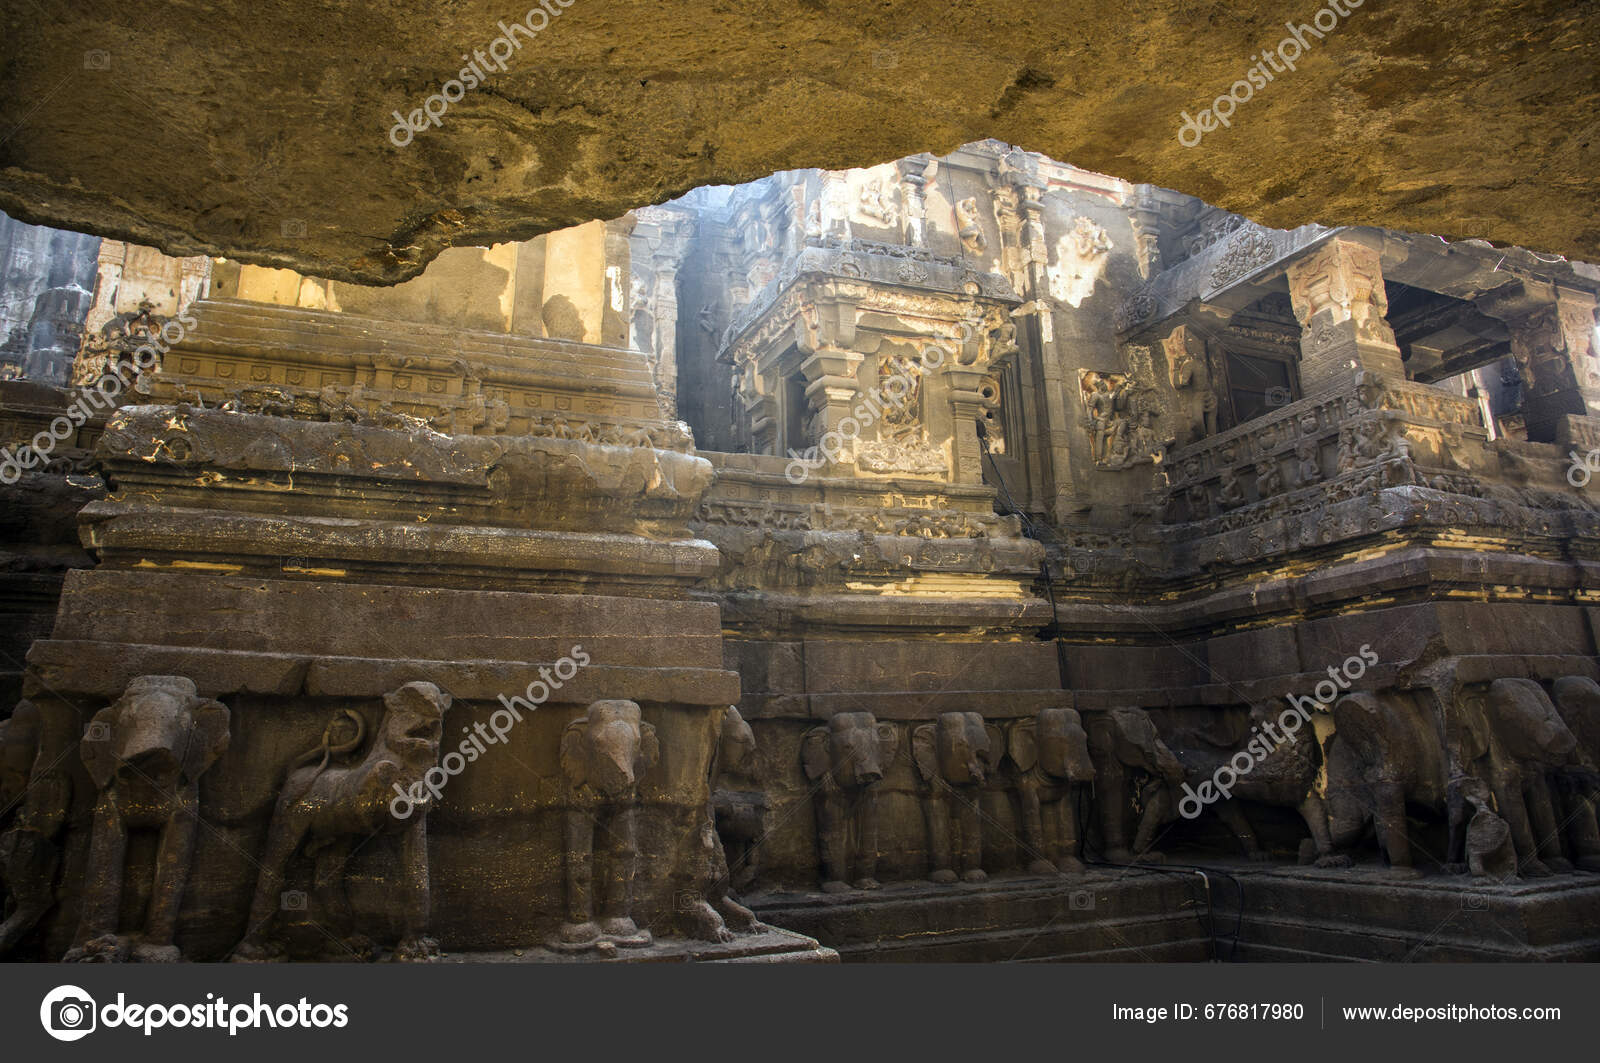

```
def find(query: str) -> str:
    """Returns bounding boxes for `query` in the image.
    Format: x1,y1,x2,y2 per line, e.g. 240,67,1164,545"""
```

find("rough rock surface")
0,0,1594,283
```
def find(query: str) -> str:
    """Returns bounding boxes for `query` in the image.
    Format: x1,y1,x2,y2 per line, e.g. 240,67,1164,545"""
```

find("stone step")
750,871,1217,962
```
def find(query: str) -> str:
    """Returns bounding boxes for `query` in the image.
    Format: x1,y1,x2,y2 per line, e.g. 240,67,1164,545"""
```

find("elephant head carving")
911,711,999,789
911,712,1000,884
1009,706,1095,784
1479,678,1577,766
561,699,659,804
67,675,230,963
714,705,759,784
801,712,898,893
1552,676,1600,766
80,675,230,797
803,711,898,792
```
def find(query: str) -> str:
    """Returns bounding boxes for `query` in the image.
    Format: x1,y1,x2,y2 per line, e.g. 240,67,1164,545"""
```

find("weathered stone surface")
0,2,1595,282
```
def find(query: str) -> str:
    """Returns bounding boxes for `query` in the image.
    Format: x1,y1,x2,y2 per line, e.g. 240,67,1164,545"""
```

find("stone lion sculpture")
230,681,448,962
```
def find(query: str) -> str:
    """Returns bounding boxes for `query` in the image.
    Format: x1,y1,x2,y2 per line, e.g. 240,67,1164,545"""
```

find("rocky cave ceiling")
0,0,1594,285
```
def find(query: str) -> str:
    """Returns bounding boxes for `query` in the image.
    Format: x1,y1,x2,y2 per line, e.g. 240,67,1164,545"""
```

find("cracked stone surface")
0,0,1594,284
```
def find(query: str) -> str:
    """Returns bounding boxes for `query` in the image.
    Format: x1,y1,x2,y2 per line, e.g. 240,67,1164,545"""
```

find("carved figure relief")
856,178,900,228
955,197,988,257
710,706,767,895
802,712,898,892
682,710,767,942
1079,371,1167,470
0,700,70,956
1005,707,1094,874
1164,324,1217,442
66,676,229,963
232,683,447,961
1550,676,1600,870
1086,709,1184,864
911,712,1000,884
555,700,659,950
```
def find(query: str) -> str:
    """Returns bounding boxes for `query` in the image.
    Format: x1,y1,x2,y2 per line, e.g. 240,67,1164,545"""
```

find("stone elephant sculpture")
1550,676,1600,871
556,699,658,950
65,676,230,963
802,711,898,892
0,699,73,957
1085,708,1184,864
1456,678,1580,877
232,681,447,962
1167,700,1345,867
911,711,1001,884
1324,690,1452,878
1004,706,1094,875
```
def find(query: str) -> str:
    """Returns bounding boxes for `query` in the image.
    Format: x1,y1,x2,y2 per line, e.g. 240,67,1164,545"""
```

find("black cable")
976,416,1069,687
976,410,1251,961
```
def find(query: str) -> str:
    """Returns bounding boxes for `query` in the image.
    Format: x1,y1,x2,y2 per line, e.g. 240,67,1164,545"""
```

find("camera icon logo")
281,218,307,239
1461,892,1488,911
1264,386,1292,407
871,50,899,69
1069,889,1095,911
40,985,97,1042
281,889,308,911
83,50,111,70
84,721,111,743
673,889,702,913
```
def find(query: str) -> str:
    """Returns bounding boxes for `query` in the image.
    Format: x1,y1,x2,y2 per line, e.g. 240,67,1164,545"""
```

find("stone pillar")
1504,305,1586,442
741,372,779,456
630,206,691,420
897,154,931,247
1128,185,1164,281
601,216,634,348
944,362,989,484
1557,288,1600,416
649,262,681,419
798,346,864,439
1016,176,1078,521
1285,236,1406,395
